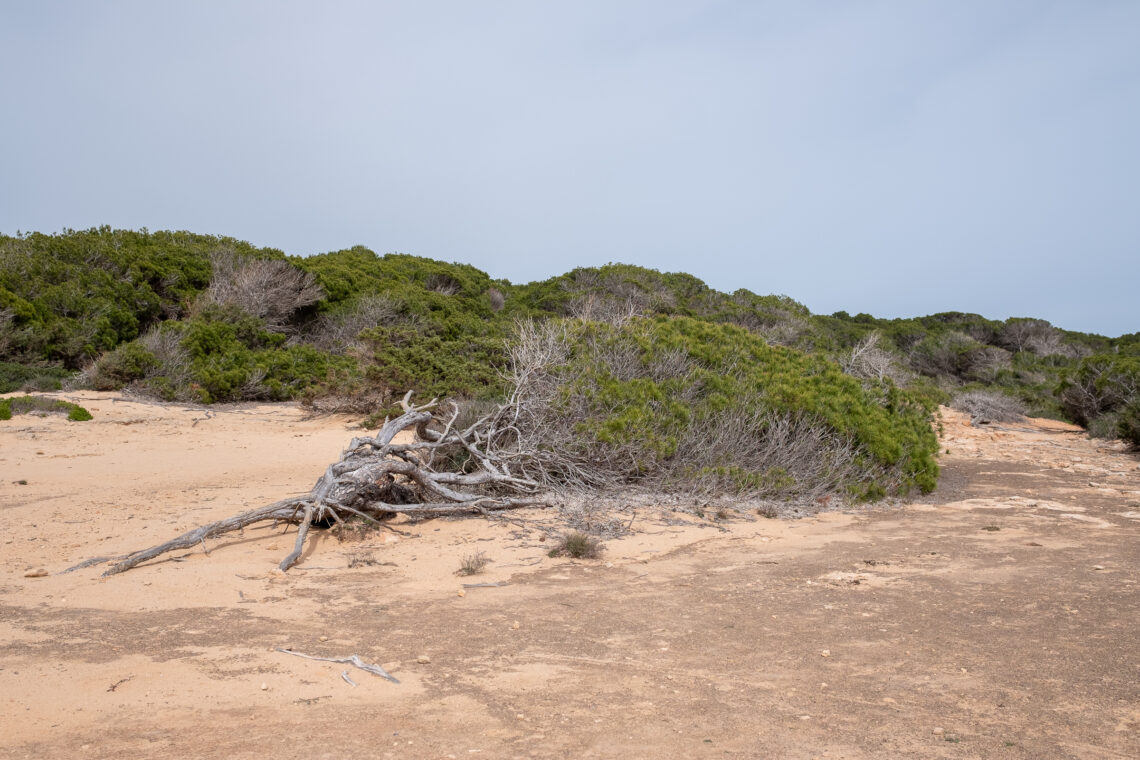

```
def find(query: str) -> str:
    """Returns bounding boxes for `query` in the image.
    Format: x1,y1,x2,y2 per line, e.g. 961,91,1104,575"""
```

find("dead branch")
276,648,400,684
79,391,545,576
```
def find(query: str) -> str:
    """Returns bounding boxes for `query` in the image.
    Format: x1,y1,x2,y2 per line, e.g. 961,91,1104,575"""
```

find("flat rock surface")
1,394,1138,758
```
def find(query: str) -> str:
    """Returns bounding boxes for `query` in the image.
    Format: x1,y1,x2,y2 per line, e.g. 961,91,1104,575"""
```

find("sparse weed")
548,531,603,559
457,551,490,576
347,550,380,568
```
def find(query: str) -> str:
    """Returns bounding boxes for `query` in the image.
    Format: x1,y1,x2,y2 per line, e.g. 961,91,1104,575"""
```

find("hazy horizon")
2,2,1137,336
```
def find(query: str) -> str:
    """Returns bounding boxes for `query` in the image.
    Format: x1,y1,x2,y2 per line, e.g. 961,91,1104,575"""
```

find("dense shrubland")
1,228,1136,503
490,318,938,499
0,227,283,368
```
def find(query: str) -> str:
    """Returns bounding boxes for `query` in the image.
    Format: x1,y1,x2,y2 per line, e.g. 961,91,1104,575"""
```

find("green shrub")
505,317,939,499
87,342,161,390
361,327,508,413
1058,355,1140,426
0,395,92,421
1117,400,1140,447
67,405,93,421
82,306,352,403
0,227,284,367
1087,412,1121,440
0,362,72,393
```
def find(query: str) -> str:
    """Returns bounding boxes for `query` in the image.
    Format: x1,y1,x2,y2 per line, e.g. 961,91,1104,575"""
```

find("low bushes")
1117,401,1140,447
951,390,1027,424
0,395,92,421
0,361,72,393
0,227,283,367
493,317,939,500
85,308,352,403
1060,355,1140,445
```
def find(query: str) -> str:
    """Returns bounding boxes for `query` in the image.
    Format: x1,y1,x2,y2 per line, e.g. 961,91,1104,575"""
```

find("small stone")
319,635,328,641
932,727,944,735
510,620,520,630
416,654,431,664
457,590,466,597
1093,565,1106,570
23,568,48,578
260,682,268,691
820,649,830,657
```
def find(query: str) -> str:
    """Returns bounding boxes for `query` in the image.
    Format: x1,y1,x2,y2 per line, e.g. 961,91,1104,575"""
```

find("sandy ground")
1,392,1138,759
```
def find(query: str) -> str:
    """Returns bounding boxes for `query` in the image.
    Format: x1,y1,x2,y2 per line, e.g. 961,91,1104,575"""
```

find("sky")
1,1,1138,336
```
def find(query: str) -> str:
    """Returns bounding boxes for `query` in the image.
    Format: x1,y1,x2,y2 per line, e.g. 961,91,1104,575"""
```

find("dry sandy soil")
1,391,1138,759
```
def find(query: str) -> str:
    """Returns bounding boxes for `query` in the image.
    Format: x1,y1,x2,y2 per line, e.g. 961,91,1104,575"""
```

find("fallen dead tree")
74,392,545,576
75,315,942,577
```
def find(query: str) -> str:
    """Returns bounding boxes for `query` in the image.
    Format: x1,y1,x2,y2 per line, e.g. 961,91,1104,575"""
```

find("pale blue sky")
2,1,1137,335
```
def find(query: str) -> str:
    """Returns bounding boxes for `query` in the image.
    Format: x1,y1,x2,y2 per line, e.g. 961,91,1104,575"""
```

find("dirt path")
1,394,1138,758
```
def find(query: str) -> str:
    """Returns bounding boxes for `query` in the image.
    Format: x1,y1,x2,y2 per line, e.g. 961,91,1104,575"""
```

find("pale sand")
2,393,1138,758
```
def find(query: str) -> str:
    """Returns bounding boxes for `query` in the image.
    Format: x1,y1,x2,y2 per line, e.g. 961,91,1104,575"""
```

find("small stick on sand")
277,648,400,684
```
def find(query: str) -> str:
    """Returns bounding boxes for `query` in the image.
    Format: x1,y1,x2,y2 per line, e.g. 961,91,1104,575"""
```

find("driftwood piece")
78,392,546,576
277,648,400,684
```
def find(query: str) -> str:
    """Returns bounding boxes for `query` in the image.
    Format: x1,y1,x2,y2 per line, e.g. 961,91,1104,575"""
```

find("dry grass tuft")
548,531,603,559
457,551,491,576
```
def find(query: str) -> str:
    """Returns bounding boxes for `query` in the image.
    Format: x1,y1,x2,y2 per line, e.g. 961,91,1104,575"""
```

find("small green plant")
457,550,490,576
548,531,603,559
67,405,93,421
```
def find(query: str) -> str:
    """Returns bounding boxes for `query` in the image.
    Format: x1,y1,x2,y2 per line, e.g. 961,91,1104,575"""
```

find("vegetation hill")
2,228,1136,499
